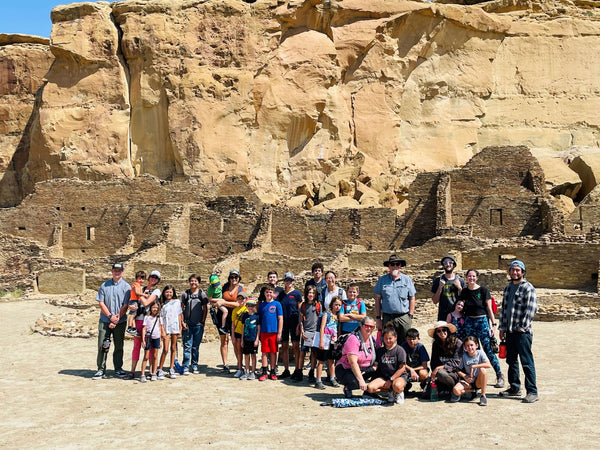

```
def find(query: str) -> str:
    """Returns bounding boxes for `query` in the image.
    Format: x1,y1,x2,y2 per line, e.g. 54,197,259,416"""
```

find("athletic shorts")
243,340,258,355
234,332,242,340
145,337,161,350
281,319,300,343
260,332,278,353
314,345,333,362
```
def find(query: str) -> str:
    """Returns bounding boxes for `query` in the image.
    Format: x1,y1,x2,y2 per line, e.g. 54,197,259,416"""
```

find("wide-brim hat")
428,321,457,338
383,254,407,267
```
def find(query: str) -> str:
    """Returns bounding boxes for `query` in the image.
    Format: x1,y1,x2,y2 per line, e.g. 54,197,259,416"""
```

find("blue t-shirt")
339,298,366,333
258,300,283,333
277,289,302,321
242,312,259,342
400,341,430,369
96,278,131,323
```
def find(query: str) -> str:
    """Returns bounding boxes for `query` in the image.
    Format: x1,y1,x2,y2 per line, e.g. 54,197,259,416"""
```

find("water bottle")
499,340,507,359
430,380,439,402
174,358,183,375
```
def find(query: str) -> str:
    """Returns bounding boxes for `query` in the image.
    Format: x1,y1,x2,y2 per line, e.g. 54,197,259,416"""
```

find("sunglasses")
149,275,159,279
363,324,375,329
436,328,449,334
389,263,402,267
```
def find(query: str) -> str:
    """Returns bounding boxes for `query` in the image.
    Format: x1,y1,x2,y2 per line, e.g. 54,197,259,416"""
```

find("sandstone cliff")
1,0,600,210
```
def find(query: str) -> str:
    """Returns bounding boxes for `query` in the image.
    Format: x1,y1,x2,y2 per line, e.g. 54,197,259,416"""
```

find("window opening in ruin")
490,209,502,226
68,223,72,227
18,226,26,231
592,273,598,281
86,226,95,241
56,206,60,211
81,249,85,253
81,207,86,211
119,222,123,226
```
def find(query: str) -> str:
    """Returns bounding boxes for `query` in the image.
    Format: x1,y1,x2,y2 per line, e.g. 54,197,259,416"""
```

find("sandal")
124,372,135,380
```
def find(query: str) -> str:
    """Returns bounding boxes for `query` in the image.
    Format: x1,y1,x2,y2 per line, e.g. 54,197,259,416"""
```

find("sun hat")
383,254,407,267
428,320,457,338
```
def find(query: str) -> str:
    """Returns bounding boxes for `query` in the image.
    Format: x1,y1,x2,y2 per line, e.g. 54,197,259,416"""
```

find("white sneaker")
234,369,243,378
247,372,256,380
183,368,190,376
157,369,165,380
395,391,405,404
150,374,157,381
92,370,105,380
192,366,200,374
140,375,147,383
169,368,178,379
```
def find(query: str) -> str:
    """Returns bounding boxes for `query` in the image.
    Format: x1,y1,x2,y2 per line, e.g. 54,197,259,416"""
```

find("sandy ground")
1,299,599,449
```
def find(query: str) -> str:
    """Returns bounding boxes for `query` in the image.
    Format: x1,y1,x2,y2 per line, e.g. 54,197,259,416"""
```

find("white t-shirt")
322,286,347,310
161,299,182,334
135,287,161,320
143,315,163,339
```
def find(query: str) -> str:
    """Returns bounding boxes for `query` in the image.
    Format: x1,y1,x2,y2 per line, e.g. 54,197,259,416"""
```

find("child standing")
451,336,492,406
140,302,164,382
447,299,466,341
240,299,259,380
299,285,320,383
338,284,366,335
157,285,182,379
367,326,407,404
257,284,283,381
208,274,228,334
231,291,249,377
400,328,430,391
314,297,342,390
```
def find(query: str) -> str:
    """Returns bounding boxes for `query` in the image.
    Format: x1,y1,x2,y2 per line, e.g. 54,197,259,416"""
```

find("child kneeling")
451,336,492,406
367,325,407,404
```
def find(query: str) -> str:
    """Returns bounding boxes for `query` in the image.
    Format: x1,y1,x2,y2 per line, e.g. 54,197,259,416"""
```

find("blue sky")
1,1,115,37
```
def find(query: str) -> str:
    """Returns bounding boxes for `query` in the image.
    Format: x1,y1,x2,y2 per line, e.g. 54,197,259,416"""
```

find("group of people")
93,255,539,404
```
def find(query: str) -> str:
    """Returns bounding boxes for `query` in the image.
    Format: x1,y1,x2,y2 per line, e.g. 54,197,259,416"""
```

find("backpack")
332,329,376,363
320,286,344,307
342,298,362,314
301,301,321,317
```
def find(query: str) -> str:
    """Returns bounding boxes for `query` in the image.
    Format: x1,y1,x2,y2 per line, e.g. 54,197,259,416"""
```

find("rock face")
0,0,599,208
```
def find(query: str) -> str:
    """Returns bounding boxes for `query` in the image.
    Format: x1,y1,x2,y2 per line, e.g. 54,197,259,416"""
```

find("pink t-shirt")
338,334,376,370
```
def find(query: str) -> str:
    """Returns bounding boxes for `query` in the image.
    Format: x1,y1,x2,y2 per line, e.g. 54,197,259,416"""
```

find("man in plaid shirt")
498,260,538,403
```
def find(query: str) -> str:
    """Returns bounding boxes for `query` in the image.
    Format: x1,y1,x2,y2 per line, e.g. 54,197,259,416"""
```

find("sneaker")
140,375,147,383
479,395,488,406
123,372,135,380
240,371,249,380
169,368,178,379
92,370,106,380
114,369,127,378
343,387,353,398
247,372,256,380
157,369,165,380
394,391,405,404
291,369,303,381
315,381,326,390
499,387,522,397
522,393,539,403
234,369,243,378
259,373,268,382
329,377,339,388
218,326,228,335
183,368,190,376
494,374,505,388
151,374,157,381
279,369,291,379
270,372,278,381
388,391,395,403
308,369,316,383
126,327,138,336
192,366,200,374
221,365,230,374
450,393,461,403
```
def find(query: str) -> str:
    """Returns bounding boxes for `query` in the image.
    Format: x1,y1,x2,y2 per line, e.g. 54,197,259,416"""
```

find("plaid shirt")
499,279,537,333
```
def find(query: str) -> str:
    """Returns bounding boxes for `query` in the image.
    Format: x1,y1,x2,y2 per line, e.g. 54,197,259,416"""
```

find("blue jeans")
182,324,205,369
506,331,537,395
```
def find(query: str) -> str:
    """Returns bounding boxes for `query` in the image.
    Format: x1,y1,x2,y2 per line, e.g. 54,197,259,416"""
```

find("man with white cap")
498,260,538,403
374,255,416,342
92,263,131,380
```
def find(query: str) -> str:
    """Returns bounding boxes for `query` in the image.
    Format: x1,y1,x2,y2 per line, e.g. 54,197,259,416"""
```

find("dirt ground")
1,299,599,449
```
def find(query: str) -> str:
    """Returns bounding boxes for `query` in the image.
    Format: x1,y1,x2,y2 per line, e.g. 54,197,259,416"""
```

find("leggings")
464,316,501,375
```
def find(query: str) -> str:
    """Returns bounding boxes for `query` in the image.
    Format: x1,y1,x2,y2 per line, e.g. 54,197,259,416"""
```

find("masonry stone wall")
463,243,600,289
